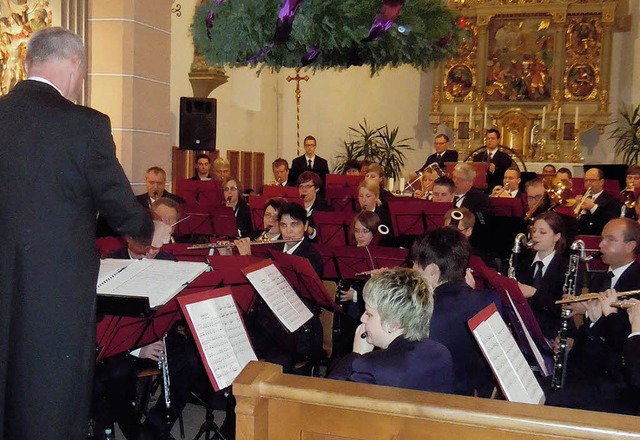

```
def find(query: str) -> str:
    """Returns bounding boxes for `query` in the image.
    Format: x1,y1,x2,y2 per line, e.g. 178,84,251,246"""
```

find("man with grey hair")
451,162,490,216
0,27,161,440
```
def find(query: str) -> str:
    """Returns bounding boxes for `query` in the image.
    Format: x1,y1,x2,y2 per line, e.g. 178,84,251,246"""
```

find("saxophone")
551,239,583,390
158,335,171,410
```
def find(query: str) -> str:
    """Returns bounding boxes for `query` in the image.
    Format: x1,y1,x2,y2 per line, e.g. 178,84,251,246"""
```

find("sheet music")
504,290,550,377
244,263,313,332
471,308,545,405
185,295,257,390
97,259,208,308
97,259,134,286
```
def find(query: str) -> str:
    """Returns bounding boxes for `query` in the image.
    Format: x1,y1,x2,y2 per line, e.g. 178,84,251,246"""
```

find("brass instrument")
621,184,637,209
551,239,584,390
159,335,171,411
507,233,532,279
404,163,446,193
555,288,640,305
573,187,592,219
524,178,575,222
491,182,512,198
187,238,301,250
255,227,272,242
225,195,232,207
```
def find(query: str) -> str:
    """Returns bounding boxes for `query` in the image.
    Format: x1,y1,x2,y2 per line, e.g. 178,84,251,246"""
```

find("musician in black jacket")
576,168,621,236
289,135,330,186
222,176,253,237
413,134,458,174
297,171,332,242
473,129,513,192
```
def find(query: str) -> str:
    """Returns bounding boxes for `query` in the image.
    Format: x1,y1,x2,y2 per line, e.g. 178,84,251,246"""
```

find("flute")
555,289,640,305
187,239,301,250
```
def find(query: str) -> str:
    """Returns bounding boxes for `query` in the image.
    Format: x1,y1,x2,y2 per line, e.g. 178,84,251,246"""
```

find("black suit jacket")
578,191,622,236
0,80,153,439
591,260,640,293
473,149,513,191
429,281,501,396
275,238,324,277
515,252,569,339
136,190,186,208
329,336,454,393
235,199,253,237
290,155,330,185
459,187,491,215
418,149,458,171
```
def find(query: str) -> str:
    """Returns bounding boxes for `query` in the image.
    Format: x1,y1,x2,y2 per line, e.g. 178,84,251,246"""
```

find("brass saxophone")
551,239,583,390
158,335,171,410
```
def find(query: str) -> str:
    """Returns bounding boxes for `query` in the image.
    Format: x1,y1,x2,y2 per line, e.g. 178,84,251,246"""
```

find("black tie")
437,153,442,161
602,271,614,290
532,261,544,291
307,159,312,169
453,195,461,205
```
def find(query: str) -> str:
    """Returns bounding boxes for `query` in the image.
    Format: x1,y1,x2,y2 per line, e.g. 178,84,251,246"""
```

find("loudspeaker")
179,97,217,151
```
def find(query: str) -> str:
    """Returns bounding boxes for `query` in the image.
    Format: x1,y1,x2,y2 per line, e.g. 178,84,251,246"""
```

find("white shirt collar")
610,260,634,288
532,250,555,276
284,239,304,254
27,77,64,96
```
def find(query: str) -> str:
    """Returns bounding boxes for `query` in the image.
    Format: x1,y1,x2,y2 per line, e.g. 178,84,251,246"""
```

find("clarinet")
551,239,583,390
158,335,171,410
507,233,531,279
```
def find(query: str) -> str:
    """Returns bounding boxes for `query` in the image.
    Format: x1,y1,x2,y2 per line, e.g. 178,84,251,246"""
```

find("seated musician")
410,227,501,397
359,159,371,176
451,162,490,216
265,158,293,187
412,167,438,199
344,159,362,176
136,166,185,208
442,207,496,273
297,170,331,241
515,211,569,339
556,167,573,187
191,153,212,180
621,165,640,220
329,268,455,394
249,197,287,241
365,163,394,203
547,218,640,414
431,176,455,203
357,179,391,233
212,157,231,181
524,177,578,244
576,167,621,236
222,176,253,237
490,167,522,198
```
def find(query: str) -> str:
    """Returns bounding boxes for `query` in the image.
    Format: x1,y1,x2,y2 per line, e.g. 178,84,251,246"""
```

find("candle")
541,106,546,129
453,106,458,130
574,107,579,130
387,177,394,193
469,106,473,130
399,178,406,193
483,105,488,128
557,107,561,133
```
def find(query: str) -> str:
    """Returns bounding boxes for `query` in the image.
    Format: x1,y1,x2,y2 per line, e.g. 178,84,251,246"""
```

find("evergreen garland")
191,0,460,74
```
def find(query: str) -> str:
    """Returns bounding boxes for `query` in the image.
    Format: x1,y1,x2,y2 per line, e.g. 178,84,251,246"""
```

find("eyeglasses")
298,183,315,190
224,186,238,192
264,212,279,220
527,195,544,202
354,228,372,234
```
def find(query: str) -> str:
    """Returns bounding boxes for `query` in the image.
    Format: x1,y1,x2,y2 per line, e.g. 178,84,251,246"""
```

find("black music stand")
387,198,453,236
314,211,355,246
209,206,238,238
175,203,214,237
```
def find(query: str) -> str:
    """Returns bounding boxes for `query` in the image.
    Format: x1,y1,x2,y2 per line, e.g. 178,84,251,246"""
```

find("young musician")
365,163,394,203
191,153,212,180
357,179,391,233
329,268,454,394
222,176,253,237
472,129,513,192
297,170,331,241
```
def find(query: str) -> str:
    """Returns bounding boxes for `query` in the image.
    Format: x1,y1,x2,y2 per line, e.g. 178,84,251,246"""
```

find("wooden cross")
286,68,309,155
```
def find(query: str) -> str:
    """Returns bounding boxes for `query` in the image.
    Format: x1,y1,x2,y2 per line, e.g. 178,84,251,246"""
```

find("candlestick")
387,177,394,193
574,107,579,130
399,178,405,193
483,105,488,129
556,107,561,133
541,106,546,129
453,106,458,129
469,106,473,130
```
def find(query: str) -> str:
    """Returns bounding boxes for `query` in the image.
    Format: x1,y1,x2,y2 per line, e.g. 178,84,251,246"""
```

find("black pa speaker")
179,97,217,151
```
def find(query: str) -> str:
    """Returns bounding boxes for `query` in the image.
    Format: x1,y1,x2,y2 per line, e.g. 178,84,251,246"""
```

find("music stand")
247,195,270,230
489,197,525,217
314,211,355,246
369,246,410,269
387,198,452,236
325,186,358,213
262,185,299,199
175,179,223,206
175,203,214,237
209,206,238,238
325,174,364,189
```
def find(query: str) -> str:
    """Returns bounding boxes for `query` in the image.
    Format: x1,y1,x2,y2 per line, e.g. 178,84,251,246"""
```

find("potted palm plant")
610,104,640,165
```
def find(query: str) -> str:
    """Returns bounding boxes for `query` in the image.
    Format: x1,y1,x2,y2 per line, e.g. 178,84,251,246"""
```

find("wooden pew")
234,361,640,440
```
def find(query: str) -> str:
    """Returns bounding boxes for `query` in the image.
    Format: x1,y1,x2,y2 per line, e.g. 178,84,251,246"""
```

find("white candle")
399,178,406,193
557,107,561,133
483,105,488,128
387,177,394,193
469,106,473,130
453,106,458,130
574,106,579,130
541,106,546,129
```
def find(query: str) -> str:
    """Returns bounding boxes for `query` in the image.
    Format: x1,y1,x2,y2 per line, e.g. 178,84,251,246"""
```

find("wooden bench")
234,361,640,440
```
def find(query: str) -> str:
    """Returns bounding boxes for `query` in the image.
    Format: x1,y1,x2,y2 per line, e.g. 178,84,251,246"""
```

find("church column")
87,0,172,191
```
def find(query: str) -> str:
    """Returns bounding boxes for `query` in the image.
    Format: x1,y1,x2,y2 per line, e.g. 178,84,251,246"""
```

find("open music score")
178,288,257,391
468,303,545,405
241,260,313,332
97,258,208,308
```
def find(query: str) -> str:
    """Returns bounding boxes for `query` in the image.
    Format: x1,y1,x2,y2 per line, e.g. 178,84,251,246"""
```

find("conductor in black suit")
415,134,458,174
0,28,158,440
577,168,622,236
473,129,513,192
290,135,330,187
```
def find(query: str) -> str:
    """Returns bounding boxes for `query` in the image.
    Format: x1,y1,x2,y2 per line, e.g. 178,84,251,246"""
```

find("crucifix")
286,68,309,155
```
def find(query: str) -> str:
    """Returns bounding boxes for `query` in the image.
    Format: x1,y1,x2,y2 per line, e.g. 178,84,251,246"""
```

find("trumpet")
573,187,592,219
555,289,640,305
490,182,512,198
404,163,446,192
621,184,636,209
187,238,301,250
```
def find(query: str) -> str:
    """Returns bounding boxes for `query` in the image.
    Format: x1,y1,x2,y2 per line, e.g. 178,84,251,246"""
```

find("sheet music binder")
177,287,257,391
468,303,546,405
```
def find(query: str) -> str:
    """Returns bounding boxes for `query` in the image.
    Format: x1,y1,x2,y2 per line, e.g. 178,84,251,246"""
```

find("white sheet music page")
97,259,133,286
97,259,208,307
244,263,313,332
470,306,545,405
185,294,256,390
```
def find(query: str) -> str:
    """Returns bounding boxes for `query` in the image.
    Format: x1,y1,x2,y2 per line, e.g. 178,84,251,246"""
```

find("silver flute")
158,335,171,410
